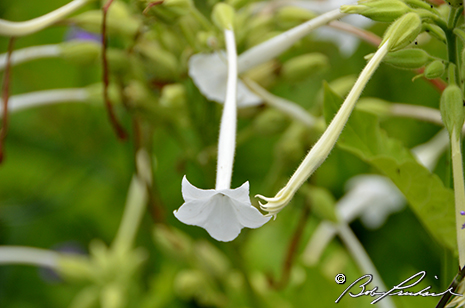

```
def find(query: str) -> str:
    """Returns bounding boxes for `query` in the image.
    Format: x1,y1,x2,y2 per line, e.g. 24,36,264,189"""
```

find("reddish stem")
0,37,15,163
143,1,164,15
102,0,128,140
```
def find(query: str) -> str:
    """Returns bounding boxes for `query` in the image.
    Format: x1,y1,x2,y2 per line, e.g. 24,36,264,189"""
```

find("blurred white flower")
174,177,270,242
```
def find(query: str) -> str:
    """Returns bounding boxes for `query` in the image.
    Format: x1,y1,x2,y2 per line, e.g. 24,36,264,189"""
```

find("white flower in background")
303,128,449,265
175,5,270,242
189,8,346,106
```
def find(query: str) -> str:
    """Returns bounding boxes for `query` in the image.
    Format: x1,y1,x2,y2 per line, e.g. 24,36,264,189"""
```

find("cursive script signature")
335,271,462,304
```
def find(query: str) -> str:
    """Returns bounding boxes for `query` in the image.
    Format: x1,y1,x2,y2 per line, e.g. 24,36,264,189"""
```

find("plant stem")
0,45,61,71
0,0,94,36
451,129,465,267
336,223,395,308
0,246,59,268
216,29,237,190
0,37,14,163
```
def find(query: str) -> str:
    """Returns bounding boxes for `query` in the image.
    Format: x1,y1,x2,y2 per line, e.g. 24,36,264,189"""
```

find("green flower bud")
382,48,431,69
153,224,192,258
60,41,100,65
302,185,338,222
276,6,316,29
404,0,436,10
212,3,235,30
253,108,289,136
101,284,124,308
160,83,187,108
174,269,206,299
275,123,306,163
124,81,152,105
86,82,121,105
57,255,94,281
440,83,464,136
340,0,411,22
163,0,193,15
137,41,179,80
448,0,463,8
226,0,252,9
107,49,130,74
424,23,446,43
424,59,445,79
281,52,329,82
381,12,422,51
71,2,140,38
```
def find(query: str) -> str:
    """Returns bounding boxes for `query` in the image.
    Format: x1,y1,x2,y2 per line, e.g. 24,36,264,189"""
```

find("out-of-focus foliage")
0,0,458,307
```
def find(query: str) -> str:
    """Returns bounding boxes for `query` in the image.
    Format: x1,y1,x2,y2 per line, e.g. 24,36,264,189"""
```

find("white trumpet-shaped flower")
174,177,270,242
175,16,270,242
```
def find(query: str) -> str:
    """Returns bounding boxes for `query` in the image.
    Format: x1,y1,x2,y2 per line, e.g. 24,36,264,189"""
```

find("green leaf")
323,82,456,250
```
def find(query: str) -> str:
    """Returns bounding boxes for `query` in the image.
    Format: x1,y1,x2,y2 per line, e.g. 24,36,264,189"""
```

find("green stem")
189,6,213,31
451,129,465,267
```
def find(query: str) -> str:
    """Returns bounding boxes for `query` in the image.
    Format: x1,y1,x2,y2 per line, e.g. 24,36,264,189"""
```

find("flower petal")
188,52,262,107
181,176,217,201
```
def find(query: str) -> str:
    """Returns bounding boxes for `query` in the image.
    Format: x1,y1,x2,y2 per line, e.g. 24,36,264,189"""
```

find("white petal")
174,181,270,242
188,52,262,107
181,176,217,201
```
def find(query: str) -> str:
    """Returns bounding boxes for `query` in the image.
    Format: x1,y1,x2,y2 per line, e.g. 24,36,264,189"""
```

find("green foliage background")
0,0,457,307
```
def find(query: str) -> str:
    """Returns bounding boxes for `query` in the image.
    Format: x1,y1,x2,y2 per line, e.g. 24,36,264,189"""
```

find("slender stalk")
451,129,465,267
101,0,127,140
0,45,61,71
243,77,317,128
237,9,346,74
0,246,60,268
256,40,390,216
0,0,94,37
0,37,14,163
0,89,89,115
112,174,148,253
336,223,395,308
216,29,237,190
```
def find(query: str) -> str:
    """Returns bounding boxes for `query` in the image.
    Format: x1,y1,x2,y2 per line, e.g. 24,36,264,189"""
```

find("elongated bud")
440,65,465,136
404,0,436,10
382,48,431,69
212,3,235,30
340,0,411,22
281,52,329,82
160,83,187,108
60,41,100,65
381,12,422,51
448,0,463,8
424,59,445,79
253,108,289,136
276,6,316,28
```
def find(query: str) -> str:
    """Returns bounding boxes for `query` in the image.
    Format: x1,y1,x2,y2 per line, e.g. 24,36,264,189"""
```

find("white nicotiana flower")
303,131,448,266
174,15,270,242
188,8,346,107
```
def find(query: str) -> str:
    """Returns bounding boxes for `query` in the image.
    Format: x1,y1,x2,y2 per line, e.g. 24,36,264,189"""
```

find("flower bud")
137,41,179,80
281,52,329,82
424,23,446,43
253,108,289,136
60,40,100,65
212,3,235,30
448,0,463,8
57,255,94,281
71,2,140,38
423,59,445,79
381,12,422,51
226,0,250,9
440,83,464,136
382,48,431,69
101,284,124,308
163,0,193,15
276,6,316,29
107,49,130,74
302,185,338,222
160,83,187,108
340,0,411,22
